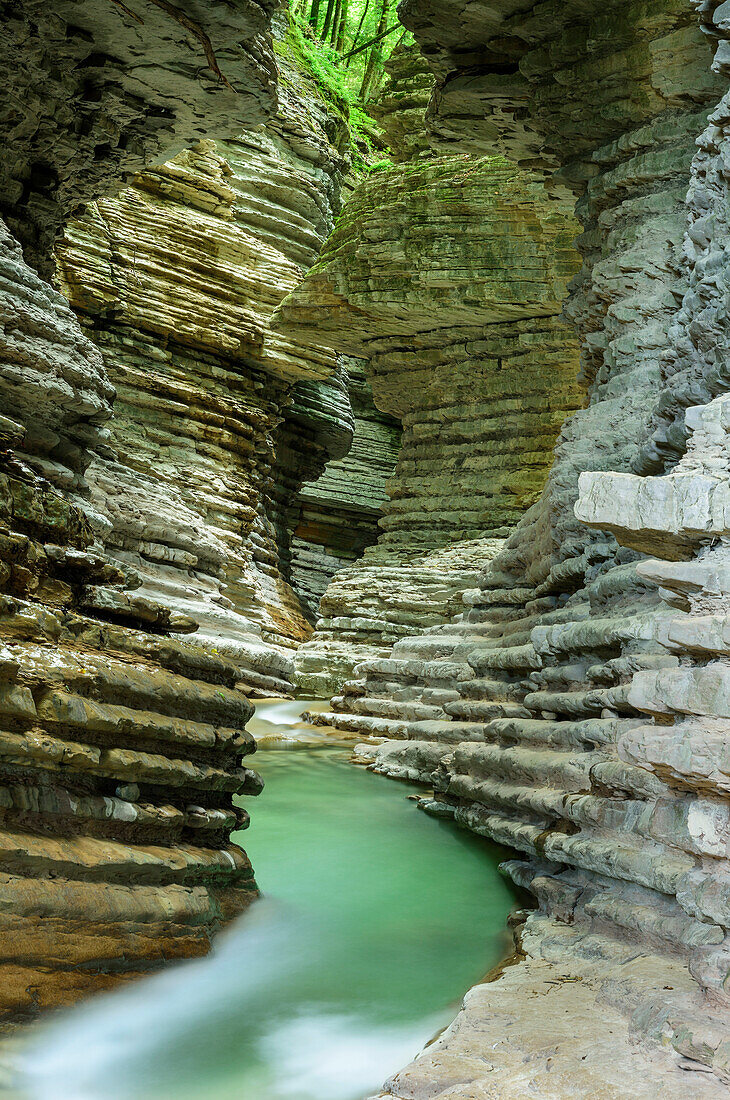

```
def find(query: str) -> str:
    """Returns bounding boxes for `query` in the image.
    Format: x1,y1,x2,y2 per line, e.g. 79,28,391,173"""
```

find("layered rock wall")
0,185,263,1018
8,0,730,1083
0,4,370,1015
0,0,277,276
288,359,401,621
55,75,352,682
280,147,582,696
332,0,730,1088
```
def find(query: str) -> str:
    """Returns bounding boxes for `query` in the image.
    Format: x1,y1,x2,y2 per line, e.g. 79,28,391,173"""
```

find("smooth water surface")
21,703,517,1100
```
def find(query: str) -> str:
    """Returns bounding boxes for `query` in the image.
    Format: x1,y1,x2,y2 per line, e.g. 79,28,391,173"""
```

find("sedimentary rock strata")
279,145,582,695
0,210,264,1015
55,71,353,673
369,43,435,161
310,0,730,1087
277,157,579,346
1,0,278,276
0,5,369,1013
6,0,730,1089
0,220,114,484
289,360,401,622
398,0,721,187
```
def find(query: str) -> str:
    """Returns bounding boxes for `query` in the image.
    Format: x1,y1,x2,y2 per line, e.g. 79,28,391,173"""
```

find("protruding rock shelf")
289,359,401,622
55,70,353,675
5,0,730,1091
0,0,278,277
369,927,728,1099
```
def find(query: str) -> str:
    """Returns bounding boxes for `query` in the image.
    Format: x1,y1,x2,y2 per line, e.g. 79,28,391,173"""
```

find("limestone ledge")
277,154,582,697
312,0,730,1086
0,10,359,1016
295,539,502,697
0,461,261,1015
370,913,730,1099
275,157,579,351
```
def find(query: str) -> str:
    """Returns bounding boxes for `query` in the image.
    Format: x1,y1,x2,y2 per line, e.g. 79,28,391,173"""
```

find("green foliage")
284,0,405,173
366,157,395,174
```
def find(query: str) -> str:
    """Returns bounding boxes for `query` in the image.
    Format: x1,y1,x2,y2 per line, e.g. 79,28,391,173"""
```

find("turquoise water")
241,747,517,1022
21,709,517,1100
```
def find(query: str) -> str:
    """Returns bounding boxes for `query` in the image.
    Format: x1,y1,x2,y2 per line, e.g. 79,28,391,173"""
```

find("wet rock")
294,2,730,1090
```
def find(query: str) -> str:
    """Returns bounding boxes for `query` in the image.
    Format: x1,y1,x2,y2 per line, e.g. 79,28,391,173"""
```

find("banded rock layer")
353,0,730,1090
0,174,261,1020
279,154,582,696
0,7,366,1013
55,74,352,679
1,0,277,276
289,359,401,622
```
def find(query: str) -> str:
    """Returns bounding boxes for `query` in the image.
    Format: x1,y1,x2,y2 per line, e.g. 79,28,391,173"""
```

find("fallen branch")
106,0,235,90
107,0,145,23
341,21,401,61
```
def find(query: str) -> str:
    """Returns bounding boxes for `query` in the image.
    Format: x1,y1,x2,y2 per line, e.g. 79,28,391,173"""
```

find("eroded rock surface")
55,59,354,681
289,359,401,622
7,0,730,1089
370,917,729,1098
1,0,278,276
289,0,730,1089
279,66,583,693
0,6,369,1014
0,222,264,1015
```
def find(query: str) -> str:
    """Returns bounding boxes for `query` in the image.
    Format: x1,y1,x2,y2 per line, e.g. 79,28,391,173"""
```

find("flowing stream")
20,702,517,1100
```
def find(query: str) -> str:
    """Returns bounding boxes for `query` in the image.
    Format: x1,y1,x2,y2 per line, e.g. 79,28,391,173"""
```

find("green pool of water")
22,712,517,1100
241,746,517,1022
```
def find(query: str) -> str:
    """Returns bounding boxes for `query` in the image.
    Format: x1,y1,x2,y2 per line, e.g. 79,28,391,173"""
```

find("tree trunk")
335,0,349,51
309,0,322,31
345,0,370,66
358,0,389,101
321,0,337,40
330,0,343,45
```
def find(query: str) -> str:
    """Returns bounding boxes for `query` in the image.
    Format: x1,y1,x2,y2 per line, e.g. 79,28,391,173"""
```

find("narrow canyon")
3,0,730,1096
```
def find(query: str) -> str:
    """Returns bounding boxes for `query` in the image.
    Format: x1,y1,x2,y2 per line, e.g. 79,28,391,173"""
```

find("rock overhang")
1,0,280,274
